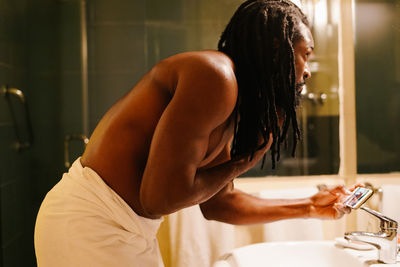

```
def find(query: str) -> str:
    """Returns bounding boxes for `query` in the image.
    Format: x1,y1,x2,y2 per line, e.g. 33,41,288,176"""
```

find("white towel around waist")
35,158,164,267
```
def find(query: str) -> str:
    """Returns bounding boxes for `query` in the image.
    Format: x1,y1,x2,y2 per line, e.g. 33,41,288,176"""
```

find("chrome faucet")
344,206,398,264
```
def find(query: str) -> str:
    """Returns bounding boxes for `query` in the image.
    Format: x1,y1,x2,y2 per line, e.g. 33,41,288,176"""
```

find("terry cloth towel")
34,158,164,267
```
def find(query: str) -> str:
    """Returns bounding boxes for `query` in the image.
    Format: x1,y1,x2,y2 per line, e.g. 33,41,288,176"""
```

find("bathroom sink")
213,240,379,267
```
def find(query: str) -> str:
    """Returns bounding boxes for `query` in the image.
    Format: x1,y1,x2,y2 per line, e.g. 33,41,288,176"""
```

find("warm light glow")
331,0,340,25
314,0,328,27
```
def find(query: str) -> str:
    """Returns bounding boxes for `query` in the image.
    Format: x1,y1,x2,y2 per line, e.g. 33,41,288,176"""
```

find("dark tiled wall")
0,0,35,265
1,0,65,265
88,0,148,130
86,0,242,132
27,0,64,197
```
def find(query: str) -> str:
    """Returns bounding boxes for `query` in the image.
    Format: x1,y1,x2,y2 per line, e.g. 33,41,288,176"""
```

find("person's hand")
309,184,364,220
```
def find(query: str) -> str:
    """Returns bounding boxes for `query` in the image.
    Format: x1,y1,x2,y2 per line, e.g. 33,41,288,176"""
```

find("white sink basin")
213,241,380,267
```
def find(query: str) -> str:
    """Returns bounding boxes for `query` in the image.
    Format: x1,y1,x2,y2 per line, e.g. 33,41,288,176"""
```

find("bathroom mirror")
243,0,341,176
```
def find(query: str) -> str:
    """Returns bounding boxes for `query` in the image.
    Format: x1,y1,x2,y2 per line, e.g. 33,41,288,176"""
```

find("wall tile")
146,0,183,22
198,0,241,22
59,72,83,134
31,166,62,206
89,72,142,130
0,126,19,185
9,71,27,94
90,24,146,73
0,70,29,137
180,0,200,22
59,0,81,72
91,0,145,23
0,40,11,66
2,235,23,267
198,21,225,50
22,200,38,267
0,97,11,125
0,0,6,34
1,179,25,246
2,98,31,150
146,25,187,67
26,2,59,74
6,0,28,43
0,0,58,266
28,73,60,125
28,72,64,191
0,76,13,125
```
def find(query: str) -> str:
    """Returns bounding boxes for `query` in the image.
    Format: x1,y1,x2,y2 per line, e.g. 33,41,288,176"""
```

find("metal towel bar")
1,85,34,151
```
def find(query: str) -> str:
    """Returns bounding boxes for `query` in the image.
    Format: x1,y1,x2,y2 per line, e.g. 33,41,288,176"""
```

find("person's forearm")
140,159,247,217
164,160,245,214
200,189,313,225
190,160,244,202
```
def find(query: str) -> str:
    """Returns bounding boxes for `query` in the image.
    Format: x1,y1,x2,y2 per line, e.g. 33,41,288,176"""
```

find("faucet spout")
344,231,397,264
344,207,398,264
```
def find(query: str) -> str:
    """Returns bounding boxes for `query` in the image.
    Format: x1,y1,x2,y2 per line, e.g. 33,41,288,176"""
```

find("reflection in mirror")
243,0,340,177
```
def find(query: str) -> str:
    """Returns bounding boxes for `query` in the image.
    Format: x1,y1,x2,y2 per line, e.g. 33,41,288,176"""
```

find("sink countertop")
343,247,400,266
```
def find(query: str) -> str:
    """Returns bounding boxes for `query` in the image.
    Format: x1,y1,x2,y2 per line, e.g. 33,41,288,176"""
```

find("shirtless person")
35,1,353,266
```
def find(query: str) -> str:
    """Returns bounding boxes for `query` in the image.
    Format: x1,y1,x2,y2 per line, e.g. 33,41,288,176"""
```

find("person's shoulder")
149,50,235,91
177,50,234,67
155,50,235,82
157,50,238,120
173,50,237,98
177,51,237,108
171,50,235,78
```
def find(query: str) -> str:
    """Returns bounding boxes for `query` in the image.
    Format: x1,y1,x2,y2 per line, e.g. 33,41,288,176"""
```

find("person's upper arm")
140,54,237,216
199,180,237,220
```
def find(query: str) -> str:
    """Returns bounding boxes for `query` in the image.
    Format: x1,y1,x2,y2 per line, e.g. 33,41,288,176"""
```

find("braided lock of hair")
218,0,309,169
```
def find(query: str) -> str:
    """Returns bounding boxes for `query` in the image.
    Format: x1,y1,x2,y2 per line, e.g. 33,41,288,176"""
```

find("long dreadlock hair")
218,0,310,168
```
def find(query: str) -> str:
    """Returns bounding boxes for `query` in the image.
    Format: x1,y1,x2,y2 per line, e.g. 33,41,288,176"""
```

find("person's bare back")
80,50,238,219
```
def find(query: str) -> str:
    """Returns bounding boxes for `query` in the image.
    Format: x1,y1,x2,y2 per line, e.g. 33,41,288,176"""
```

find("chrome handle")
361,206,398,230
64,134,89,168
1,85,34,151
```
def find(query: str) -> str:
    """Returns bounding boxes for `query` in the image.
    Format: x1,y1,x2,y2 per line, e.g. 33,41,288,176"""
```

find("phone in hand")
343,187,374,209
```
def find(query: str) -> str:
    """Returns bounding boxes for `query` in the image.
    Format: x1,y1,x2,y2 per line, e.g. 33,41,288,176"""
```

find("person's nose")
303,63,311,80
